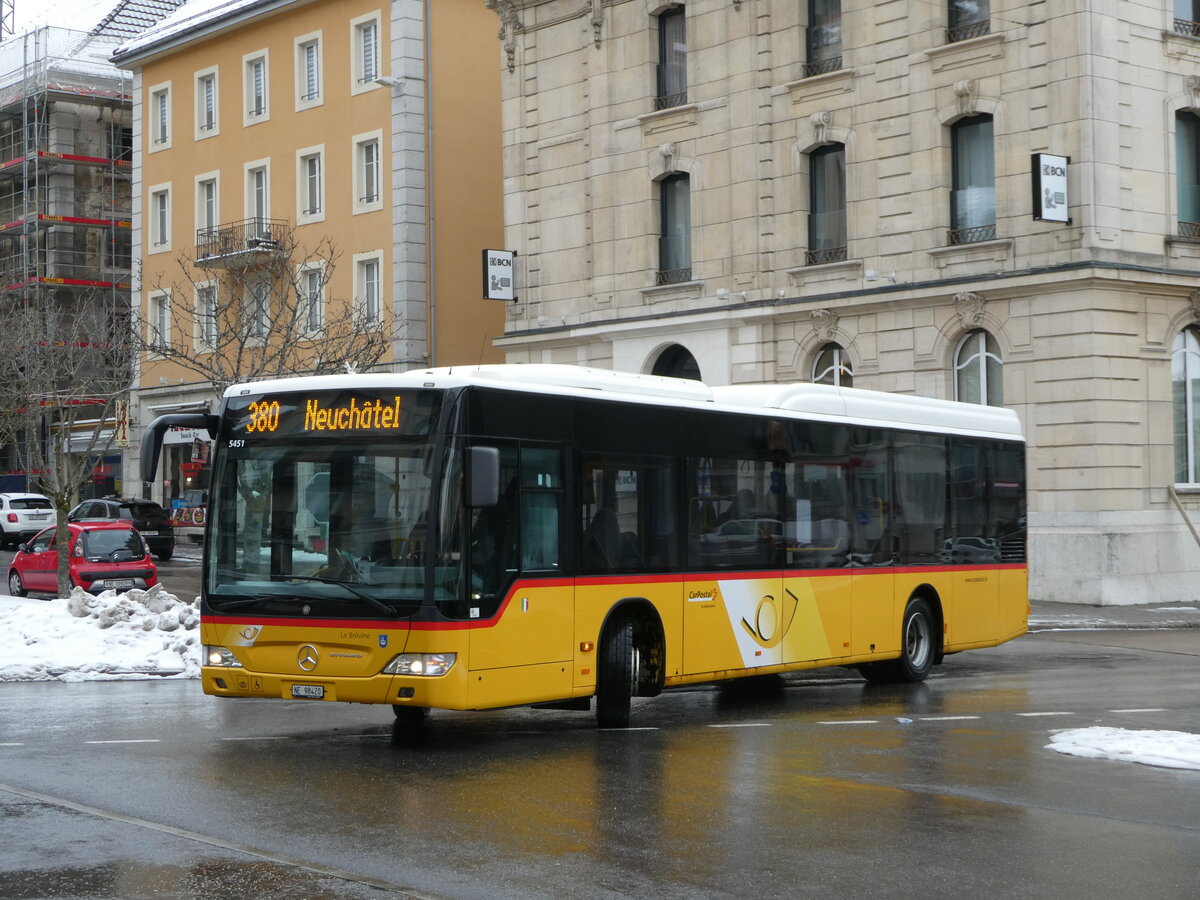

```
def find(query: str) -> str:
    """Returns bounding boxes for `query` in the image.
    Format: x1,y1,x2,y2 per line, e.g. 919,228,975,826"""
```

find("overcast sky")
11,0,110,35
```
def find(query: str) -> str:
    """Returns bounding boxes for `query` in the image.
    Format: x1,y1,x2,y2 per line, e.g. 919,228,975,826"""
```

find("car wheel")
156,548,173,562
8,569,26,597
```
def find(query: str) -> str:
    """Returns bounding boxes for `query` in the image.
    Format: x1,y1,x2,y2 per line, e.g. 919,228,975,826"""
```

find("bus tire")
858,596,936,684
895,596,935,682
391,706,430,746
596,617,637,728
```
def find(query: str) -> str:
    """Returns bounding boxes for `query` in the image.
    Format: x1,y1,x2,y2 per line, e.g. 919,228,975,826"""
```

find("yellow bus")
141,365,1027,735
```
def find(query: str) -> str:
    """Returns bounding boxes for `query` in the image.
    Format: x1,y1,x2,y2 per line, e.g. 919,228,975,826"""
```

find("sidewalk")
1029,600,1200,631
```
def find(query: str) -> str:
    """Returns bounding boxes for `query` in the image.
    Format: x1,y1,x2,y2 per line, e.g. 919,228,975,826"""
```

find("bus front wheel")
596,618,639,728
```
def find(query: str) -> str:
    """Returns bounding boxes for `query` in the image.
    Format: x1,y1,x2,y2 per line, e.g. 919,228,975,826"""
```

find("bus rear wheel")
858,596,936,684
596,618,639,728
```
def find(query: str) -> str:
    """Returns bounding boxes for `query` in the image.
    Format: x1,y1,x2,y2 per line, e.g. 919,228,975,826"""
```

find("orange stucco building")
113,0,505,507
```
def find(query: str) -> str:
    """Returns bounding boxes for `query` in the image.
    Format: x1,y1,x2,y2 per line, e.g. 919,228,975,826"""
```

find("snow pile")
0,585,201,682
1047,727,1200,771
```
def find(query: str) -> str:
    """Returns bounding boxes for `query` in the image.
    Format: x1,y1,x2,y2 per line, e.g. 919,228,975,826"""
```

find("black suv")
68,497,175,561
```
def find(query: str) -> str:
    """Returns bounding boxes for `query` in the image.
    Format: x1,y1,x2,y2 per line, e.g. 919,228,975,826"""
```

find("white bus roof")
228,364,1023,441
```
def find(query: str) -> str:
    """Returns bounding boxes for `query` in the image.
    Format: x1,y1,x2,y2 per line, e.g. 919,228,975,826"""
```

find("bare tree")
136,223,394,403
0,293,134,594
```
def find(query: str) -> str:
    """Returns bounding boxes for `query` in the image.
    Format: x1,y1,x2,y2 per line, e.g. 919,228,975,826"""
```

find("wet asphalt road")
1,628,1198,900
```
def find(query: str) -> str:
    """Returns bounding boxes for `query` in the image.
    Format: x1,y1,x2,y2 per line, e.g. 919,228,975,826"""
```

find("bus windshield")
205,388,452,617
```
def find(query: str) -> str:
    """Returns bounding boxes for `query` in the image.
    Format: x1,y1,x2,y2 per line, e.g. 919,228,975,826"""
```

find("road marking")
221,736,293,741
918,715,981,721
84,739,160,745
1110,708,1167,713
1015,712,1075,717
709,723,771,728
818,719,879,725
0,743,23,747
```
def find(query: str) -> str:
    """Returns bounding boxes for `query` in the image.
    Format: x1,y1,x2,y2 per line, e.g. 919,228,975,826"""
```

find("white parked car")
0,492,55,549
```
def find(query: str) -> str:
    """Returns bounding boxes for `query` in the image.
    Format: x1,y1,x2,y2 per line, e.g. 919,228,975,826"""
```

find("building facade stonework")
486,0,1200,605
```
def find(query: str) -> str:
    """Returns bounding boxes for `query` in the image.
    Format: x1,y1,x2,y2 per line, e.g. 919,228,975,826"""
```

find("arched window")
812,343,853,387
955,329,1003,406
652,344,701,381
1173,327,1200,484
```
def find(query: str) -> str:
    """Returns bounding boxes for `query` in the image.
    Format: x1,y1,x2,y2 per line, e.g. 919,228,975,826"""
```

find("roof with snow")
91,0,188,42
111,0,302,65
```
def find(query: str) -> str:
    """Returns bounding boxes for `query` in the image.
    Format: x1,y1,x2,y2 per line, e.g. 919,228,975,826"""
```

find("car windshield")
82,529,144,559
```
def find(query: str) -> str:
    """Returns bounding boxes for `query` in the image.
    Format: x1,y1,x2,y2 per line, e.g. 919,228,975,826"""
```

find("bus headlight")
204,646,244,668
383,653,456,676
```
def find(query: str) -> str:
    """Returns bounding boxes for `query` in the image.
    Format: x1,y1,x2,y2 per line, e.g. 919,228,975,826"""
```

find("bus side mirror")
466,446,500,508
140,413,219,483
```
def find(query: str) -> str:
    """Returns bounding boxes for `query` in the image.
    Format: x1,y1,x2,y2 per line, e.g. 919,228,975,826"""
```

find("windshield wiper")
209,578,401,618
277,574,401,617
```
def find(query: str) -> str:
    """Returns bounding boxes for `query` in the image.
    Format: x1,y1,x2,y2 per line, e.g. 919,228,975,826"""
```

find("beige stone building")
485,0,1200,604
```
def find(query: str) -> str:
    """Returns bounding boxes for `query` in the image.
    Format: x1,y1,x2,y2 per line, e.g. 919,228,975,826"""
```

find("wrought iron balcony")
1178,221,1200,240
802,55,842,78
655,266,692,286
806,245,847,266
1175,18,1200,38
946,20,990,43
947,224,997,245
195,217,287,268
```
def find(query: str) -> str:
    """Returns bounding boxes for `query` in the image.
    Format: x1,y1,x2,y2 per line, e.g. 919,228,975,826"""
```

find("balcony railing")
1175,18,1200,38
655,266,692,286
947,224,997,245
946,20,990,43
196,217,287,267
806,245,847,266
1178,221,1200,240
802,55,843,78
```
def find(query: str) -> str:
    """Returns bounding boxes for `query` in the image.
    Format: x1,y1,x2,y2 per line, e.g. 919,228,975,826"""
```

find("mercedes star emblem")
297,644,319,672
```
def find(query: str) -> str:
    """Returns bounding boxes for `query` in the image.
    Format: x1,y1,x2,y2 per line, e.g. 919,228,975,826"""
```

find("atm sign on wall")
1032,153,1070,224
483,249,517,302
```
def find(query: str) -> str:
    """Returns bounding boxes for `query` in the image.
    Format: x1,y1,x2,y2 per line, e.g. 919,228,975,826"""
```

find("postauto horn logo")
740,589,800,650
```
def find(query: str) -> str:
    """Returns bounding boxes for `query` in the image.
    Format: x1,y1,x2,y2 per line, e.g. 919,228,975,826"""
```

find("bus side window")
521,445,561,571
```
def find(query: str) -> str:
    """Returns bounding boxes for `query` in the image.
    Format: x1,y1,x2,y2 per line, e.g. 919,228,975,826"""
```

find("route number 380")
245,400,281,433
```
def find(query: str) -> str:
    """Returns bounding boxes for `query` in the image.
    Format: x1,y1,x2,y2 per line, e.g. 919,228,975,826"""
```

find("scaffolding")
0,26,133,300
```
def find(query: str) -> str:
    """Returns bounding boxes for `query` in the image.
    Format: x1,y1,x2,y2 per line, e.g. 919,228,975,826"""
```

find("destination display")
226,389,439,439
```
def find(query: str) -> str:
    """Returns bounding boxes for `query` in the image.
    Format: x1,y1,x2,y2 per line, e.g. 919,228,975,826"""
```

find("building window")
804,0,842,77
1176,2,1200,36
300,264,324,334
297,147,324,221
296,33,323,108
244,52,268,121
197,284,217,348
246,162,269,230
949,114,995,244
651,344,701,381
196,174,218,243
356,254,382,324
150,291,170,351
807,143,847,265
196,69,218,137
812,343,853,387
150,84,170,149
149,186,170,250
354,132,382,212
655,7,686,110
1173,327,1200,484
955,329,1003,406
948,0,990,43
1177,111,1200,238
658,173,691,285
352,14,380,88
248,280,270,341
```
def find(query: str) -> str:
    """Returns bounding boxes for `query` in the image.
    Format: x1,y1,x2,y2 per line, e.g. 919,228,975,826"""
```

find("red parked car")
7,522,159,596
